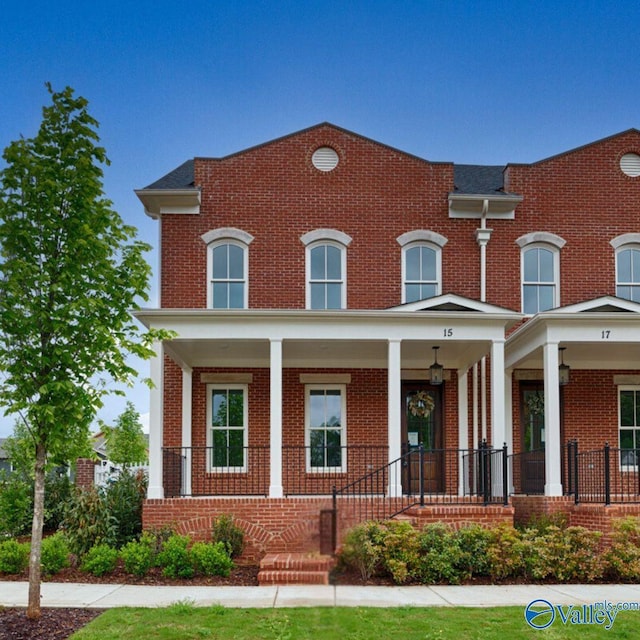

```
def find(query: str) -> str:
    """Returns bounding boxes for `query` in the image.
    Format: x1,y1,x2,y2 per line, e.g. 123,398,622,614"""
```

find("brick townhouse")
135,124,640,558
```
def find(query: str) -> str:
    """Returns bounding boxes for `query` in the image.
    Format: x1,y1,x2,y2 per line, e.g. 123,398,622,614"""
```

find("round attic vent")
620,153,640,177
312,147,339,171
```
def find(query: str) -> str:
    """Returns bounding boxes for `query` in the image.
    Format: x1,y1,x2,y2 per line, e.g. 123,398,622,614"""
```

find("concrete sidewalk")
1,582,640,609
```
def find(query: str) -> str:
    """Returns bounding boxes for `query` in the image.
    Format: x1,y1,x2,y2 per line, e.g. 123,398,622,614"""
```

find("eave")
448,193,523,220
134,188,201,219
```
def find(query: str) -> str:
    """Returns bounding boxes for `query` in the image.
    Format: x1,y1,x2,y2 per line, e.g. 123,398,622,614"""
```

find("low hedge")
338,517,640,585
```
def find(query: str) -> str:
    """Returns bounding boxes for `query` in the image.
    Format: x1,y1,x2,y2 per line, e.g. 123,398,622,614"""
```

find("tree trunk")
27,441,46,619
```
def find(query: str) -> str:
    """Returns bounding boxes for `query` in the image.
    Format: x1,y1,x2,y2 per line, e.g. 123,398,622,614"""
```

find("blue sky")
1,0,639,437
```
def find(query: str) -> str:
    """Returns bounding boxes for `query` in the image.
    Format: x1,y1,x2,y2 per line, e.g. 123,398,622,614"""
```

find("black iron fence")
570,442,640,504
331,442,509,524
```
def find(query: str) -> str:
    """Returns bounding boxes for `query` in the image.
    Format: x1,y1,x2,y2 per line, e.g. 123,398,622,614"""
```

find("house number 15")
443,328,453,337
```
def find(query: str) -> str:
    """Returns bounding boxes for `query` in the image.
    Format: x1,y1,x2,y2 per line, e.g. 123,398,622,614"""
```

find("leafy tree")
0,85,164,618
102,401,148,467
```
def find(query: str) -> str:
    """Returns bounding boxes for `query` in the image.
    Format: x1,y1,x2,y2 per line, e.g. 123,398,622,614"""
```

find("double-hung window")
619,387,640,468
301,229,352,309
202,228,253,309
306,385,346,471
208,385,247,471
616,246,640,302
397,231,447,304
517,233,565,314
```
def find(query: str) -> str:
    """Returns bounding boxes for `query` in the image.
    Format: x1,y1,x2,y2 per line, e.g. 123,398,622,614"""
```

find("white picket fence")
94,459,148,487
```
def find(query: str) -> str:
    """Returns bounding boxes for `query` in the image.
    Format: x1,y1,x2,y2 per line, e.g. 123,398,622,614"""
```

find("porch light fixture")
559,347,570,386
429,346,444,385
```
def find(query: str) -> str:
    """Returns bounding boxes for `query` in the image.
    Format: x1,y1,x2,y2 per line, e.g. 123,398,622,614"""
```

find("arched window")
517,233,565,314
301,229,352,310
397,231,447,304
202,228,253,309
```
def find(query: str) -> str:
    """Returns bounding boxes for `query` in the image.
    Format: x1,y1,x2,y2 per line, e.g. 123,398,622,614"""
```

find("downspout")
475,200,493,443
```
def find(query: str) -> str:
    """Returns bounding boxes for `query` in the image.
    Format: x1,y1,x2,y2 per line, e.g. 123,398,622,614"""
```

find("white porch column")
457,368,469,496
387,339,402,497
490,339,506,448
181,367,193,497
543,342,563,496
269,338,284,498
505,368,514,493
147,341,165,499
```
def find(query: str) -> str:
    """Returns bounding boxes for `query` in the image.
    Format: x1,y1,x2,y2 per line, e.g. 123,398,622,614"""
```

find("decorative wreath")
526,391,545,416
408,390,435,418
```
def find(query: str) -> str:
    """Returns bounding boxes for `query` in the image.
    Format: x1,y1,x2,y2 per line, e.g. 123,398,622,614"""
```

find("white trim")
614,243,640,302
396,230,448,248
618,386,640,470
516,232,566,249
300,373,351,384
304,384,347,473
201,228,255,246
305,240,347,309
520,243,561,314
400,241,442,304
206,384,248,473
206,239,249,309
300,228,352,247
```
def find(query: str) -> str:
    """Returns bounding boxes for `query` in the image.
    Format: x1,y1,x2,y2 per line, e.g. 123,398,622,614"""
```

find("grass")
71,605,639,639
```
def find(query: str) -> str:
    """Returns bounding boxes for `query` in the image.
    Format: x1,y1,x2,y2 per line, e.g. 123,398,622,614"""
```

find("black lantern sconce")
429,346,444,385
559,347,570,386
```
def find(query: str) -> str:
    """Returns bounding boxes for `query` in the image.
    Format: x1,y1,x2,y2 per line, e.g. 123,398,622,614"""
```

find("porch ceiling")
163,338,493,370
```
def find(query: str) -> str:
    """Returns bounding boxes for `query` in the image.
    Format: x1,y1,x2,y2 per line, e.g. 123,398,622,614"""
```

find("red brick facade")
137,125,640,555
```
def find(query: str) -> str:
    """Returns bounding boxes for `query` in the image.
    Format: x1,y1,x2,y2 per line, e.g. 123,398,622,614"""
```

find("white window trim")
206,383,248,472
618,385,640,470
400,242,442,304
614,243,640,301
305,384,347,473
305,240,347,310
520,242,561,315
206,239,249,309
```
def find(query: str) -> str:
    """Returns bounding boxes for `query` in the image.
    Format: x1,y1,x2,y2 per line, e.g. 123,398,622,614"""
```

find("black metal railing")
162,446,270,497
570,442,640,504
331,442,509,528
282,445,388,496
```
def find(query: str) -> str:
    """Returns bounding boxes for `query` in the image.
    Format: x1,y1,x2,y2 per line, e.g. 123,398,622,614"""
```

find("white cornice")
134,188,201,218
448,194,522,220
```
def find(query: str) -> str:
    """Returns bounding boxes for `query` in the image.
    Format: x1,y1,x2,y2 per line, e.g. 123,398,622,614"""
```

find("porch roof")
505,296,640,370
135,295,521,371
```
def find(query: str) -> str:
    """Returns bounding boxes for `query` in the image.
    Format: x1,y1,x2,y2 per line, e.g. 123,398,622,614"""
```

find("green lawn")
71,604,639,640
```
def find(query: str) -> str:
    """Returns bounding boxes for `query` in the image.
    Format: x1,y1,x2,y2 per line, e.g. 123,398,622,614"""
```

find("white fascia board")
389,293,520,316
134,308,516,343
546,296,640,314
448,193,522,219
134,189,201,218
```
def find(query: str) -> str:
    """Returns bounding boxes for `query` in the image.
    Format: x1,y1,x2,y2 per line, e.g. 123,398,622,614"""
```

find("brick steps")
257,553,335,585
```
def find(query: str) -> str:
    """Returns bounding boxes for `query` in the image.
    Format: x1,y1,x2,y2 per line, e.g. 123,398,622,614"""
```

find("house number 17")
601,330,611,339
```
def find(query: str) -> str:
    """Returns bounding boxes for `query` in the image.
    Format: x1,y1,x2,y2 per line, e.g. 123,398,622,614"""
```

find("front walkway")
1,581,639,608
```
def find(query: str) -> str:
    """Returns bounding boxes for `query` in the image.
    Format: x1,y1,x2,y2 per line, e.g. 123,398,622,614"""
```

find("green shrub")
62,486,117,556
211,514,245,558
605,517,640,581
0,538,29,574
338,521,385,581
0,473,33,538
454,524,493,578
191,541,234,577
414,523,465,584
157,534,194,579
41,533,70,575
105,470,147,548
120,535,156,577
81,544,119,576
486,524,527,581
379,520,420,584
44,472,73,532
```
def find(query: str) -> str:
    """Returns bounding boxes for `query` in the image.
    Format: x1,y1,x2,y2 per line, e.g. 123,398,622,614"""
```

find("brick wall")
75,458,96,489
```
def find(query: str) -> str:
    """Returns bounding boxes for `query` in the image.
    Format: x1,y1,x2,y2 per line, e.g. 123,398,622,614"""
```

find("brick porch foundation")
143,497,515,562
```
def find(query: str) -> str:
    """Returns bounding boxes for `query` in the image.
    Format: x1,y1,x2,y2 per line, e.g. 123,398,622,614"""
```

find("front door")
401,382,443,494
519,382,545,493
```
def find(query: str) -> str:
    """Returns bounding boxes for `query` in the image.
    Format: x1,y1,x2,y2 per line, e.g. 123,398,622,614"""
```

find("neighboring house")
0,438,11,475
135,124,640,557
